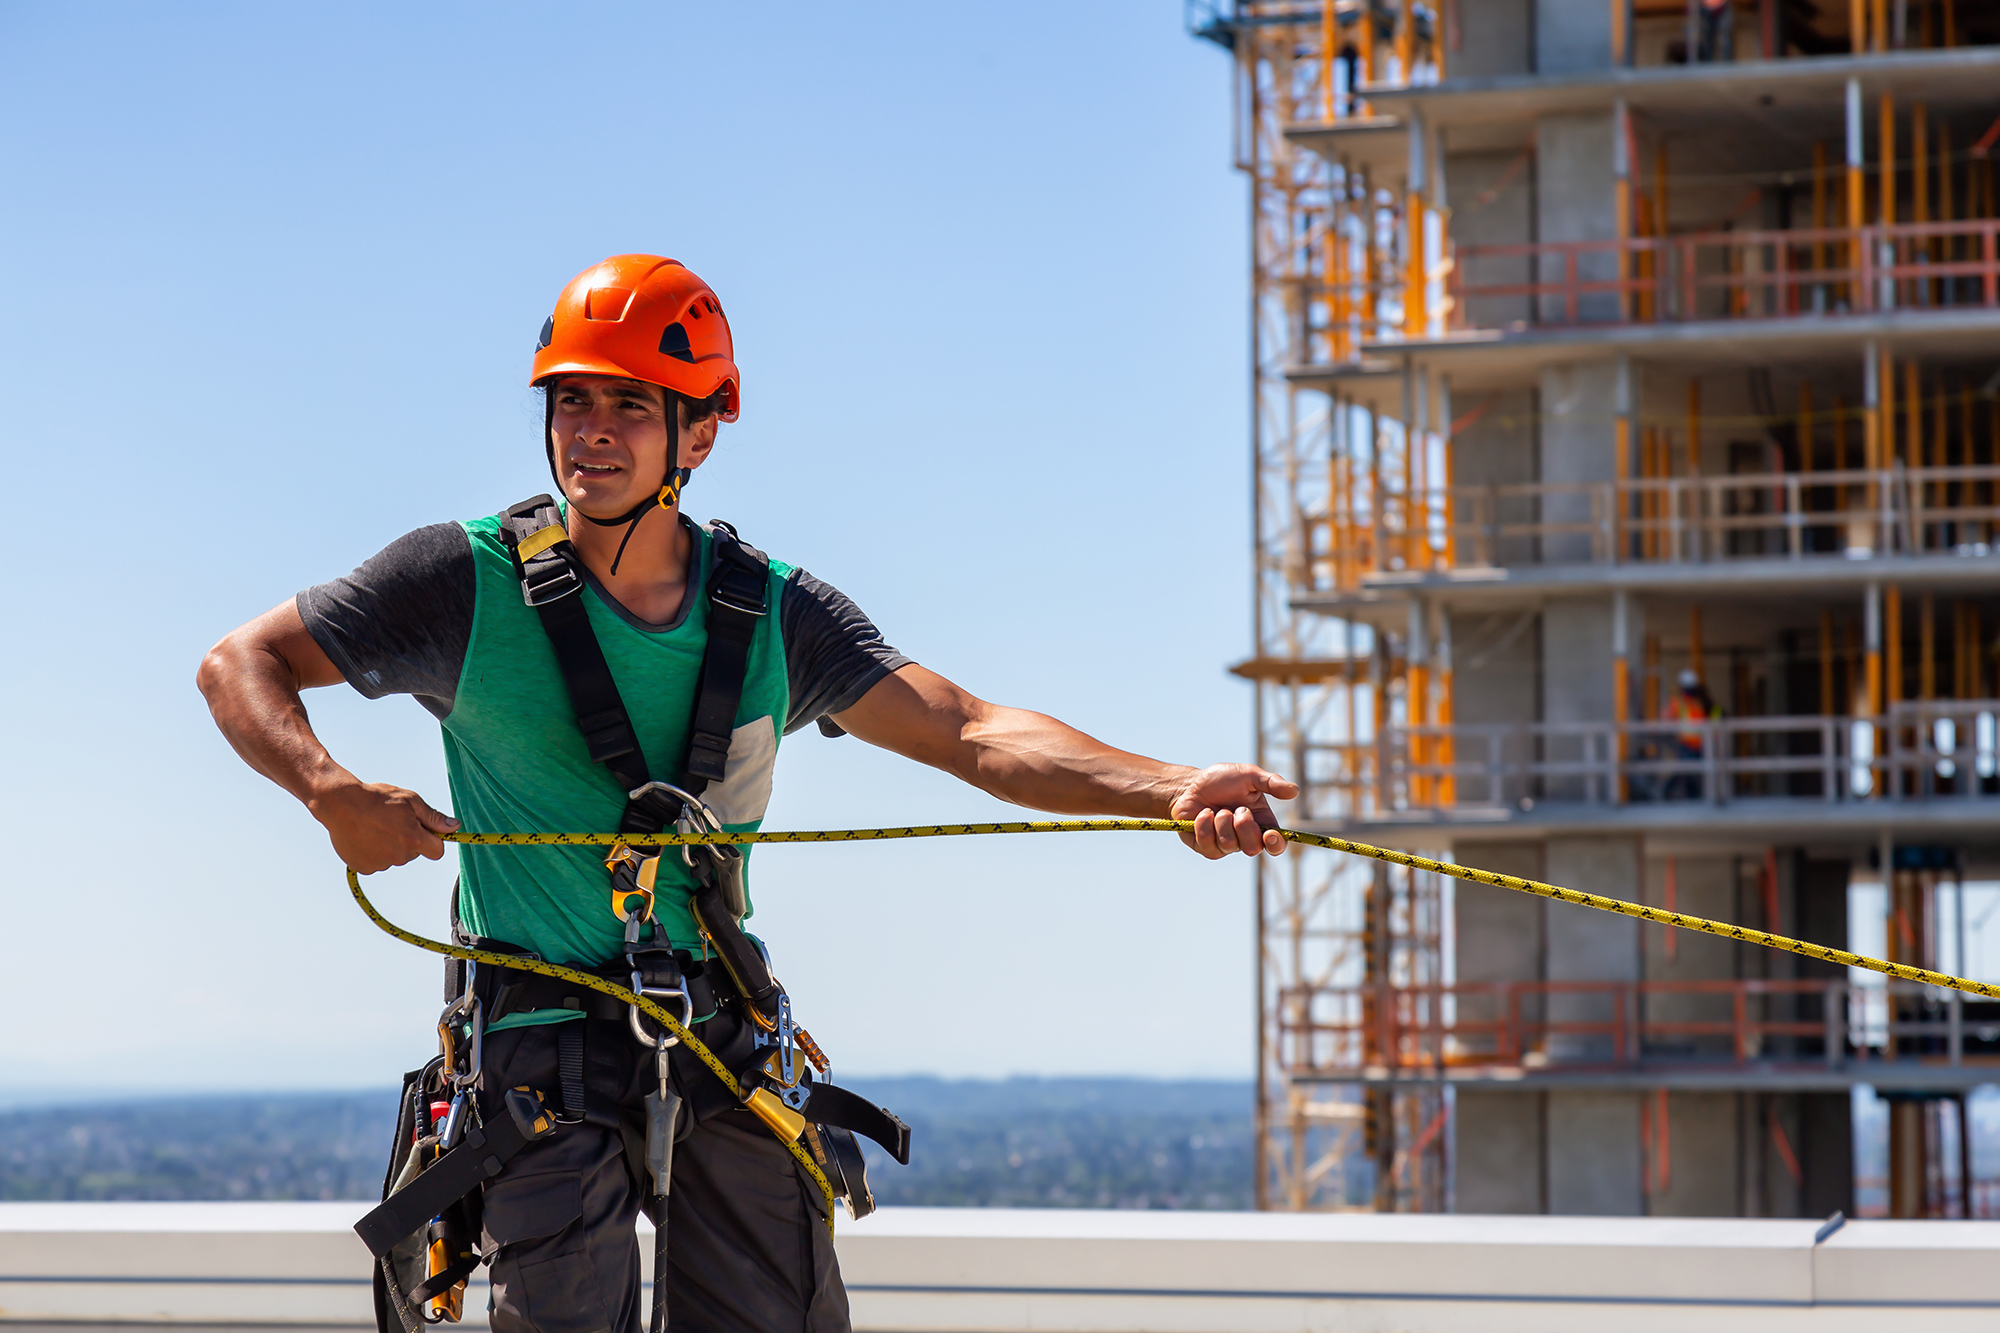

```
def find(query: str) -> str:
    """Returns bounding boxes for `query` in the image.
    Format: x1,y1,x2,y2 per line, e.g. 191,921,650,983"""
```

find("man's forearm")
954,701,1195,817
836,668,1193,816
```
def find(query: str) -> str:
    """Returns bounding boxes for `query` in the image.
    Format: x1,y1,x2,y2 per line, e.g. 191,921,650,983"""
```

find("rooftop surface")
2,1202,1996,1331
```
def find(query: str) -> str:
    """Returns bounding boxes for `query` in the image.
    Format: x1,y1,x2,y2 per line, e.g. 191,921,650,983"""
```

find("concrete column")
1543,836,1645,1215
1547,1091,1643,1214
1535,113,1618,324
1541,598,1614,800
1456,1091,1546,1213
1452,841,1547,1212
1536,0,1614,74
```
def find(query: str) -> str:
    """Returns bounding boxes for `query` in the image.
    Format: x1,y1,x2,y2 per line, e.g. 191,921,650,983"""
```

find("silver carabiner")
629,981,693,1051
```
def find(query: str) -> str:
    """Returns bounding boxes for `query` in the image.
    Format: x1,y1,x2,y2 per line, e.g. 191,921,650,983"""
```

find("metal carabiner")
629,979,693,1051
440,974,483,1092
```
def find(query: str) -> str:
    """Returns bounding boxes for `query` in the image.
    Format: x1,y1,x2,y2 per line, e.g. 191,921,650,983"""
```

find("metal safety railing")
1324,463,2000,583
1450,219,2000,330
1276,976,2000,1079
1303,701,2000,816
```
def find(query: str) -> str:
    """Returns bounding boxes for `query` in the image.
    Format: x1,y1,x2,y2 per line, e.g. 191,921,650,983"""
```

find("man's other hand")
310,780,460,874
1170,763,1300,859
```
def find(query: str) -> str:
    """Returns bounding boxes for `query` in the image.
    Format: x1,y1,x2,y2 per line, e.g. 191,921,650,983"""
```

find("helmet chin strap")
545,391,692,577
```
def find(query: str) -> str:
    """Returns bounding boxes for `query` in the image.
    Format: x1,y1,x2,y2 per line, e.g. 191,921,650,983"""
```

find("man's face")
550,374,672,518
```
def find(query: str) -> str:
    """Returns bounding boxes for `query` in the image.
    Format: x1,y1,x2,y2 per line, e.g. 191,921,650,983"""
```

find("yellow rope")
345,870,840,1232
437,820,2000,999
352,818,1996,1233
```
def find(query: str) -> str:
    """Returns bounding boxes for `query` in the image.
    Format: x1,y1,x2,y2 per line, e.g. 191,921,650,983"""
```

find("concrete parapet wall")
4,1204,1999,1331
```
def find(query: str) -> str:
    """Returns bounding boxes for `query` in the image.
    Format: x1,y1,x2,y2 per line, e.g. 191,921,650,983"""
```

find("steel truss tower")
1195,0,1448,1212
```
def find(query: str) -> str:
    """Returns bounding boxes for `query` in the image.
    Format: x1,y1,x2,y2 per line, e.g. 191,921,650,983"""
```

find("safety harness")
358,498,906,1333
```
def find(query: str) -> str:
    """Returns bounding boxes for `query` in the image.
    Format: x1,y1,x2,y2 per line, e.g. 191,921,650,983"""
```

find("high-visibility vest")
1665,693,1708,749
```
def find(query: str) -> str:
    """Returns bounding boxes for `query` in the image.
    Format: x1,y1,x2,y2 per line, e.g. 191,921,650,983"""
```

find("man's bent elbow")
195,632,244,704
196,627,264,710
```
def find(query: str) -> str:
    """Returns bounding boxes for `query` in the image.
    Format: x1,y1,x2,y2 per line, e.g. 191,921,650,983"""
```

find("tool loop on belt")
431,818,2000,998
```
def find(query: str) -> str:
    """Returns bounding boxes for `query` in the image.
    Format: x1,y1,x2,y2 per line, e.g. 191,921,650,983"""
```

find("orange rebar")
1395,0,1414,88
1879,346,1895,469
1882,92,1898,303
1645,633,1662,721
1801,381,1816,471
1887,585,1904,704
1357,0,1376,111
1406,191,1427,338
1851,0,1866,52
1906,359,1922,473
1320,0,1335,120
1812,141,1830,281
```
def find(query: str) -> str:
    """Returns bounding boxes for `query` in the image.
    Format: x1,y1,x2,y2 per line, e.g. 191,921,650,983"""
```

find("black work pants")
477,1018,849,1333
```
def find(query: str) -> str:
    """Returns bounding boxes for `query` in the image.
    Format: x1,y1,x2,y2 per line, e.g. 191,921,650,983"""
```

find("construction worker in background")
1664,667,1716,799
1697,0,1734,62
196,254,1296,1333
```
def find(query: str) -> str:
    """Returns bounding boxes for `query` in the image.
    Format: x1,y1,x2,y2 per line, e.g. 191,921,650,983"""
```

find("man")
1663,667,1715,799
197,254,1295,1333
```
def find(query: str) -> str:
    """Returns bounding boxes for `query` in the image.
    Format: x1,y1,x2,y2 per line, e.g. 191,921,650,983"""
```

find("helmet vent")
537,316,554,350
658,322,694,362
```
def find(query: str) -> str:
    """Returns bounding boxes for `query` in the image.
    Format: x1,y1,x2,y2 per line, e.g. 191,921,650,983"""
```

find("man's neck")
564,503,695,624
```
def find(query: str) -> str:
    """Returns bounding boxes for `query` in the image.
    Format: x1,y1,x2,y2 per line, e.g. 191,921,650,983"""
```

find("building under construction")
1194,0,2000,1219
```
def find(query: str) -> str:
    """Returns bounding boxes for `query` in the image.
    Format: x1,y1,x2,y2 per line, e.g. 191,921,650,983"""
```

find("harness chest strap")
496,496,785,1019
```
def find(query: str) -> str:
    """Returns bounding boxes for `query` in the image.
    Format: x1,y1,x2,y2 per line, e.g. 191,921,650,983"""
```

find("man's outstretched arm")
830,665,1297,859
196,601,459,872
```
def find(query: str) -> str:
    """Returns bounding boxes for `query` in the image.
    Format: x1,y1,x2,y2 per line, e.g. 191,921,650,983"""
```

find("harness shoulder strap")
498,496,651,806
683,520,769,794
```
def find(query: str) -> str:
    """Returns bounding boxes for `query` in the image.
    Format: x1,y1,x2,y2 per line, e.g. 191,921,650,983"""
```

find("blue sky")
0,4,1257,1093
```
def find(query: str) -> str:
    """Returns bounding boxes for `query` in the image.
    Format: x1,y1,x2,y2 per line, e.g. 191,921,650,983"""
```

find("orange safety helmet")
531,254,740,419
532,256,740,571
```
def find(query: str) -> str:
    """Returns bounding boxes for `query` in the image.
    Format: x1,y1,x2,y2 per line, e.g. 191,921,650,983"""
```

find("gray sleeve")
295,523,475,721
779,569,912,737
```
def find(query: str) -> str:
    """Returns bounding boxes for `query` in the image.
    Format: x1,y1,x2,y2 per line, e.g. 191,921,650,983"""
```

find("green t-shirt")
445,515,794,969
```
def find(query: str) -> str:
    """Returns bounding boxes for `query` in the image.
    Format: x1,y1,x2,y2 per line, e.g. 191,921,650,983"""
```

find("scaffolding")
1193,0,1448,1211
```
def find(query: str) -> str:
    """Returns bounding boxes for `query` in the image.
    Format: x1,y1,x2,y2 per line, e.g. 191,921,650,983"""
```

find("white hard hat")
1678,668,1702,689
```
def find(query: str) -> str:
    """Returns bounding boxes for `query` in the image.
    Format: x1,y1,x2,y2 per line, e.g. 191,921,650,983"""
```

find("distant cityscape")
0,1078,1256,1210
7,1080,1993,1215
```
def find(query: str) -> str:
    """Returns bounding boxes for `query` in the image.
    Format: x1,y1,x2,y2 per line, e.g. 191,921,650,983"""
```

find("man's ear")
680,402,721,471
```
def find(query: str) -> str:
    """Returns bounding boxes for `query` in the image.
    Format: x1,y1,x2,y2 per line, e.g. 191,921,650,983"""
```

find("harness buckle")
708,585,767,618
519,551,584,607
